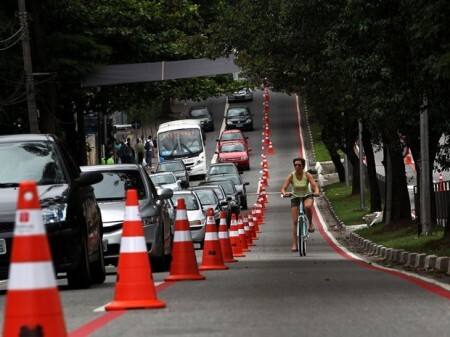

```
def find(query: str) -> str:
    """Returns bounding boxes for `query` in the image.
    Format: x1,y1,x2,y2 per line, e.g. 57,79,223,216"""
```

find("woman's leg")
291,206,299,248
304,198,314,231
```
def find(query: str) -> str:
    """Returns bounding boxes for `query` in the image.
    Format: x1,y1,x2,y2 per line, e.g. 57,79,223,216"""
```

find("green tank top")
291,171,308,196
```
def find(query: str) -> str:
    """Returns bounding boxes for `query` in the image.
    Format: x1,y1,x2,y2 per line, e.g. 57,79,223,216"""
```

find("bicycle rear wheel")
297,216,307,256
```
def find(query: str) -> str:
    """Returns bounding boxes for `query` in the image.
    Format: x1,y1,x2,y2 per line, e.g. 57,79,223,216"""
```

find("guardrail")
414,181,450,227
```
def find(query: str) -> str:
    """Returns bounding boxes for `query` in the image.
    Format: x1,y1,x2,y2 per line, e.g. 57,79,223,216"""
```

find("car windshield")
208,165,237,175
171,194,199,210
194,190,217,206
221,132,244,142
90,170,147,201
209,175,241,185
189,108,209,118
158,129,203,157
220,143,246,153
0,141,66,186
227,108,249,117
150,173,176,185
157,162,185,172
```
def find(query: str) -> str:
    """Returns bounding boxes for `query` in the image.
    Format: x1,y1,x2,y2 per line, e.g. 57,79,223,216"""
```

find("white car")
149,172,184,191
170,190,206,247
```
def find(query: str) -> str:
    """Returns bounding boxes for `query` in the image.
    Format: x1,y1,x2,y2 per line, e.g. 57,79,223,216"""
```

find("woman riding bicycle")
281,157,320,252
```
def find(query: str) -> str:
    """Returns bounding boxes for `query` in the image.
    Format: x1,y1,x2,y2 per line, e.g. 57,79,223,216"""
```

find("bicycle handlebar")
281,192,320,198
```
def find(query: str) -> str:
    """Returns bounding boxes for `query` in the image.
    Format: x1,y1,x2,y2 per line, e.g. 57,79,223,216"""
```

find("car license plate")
0,239,6,255
236,123,243,127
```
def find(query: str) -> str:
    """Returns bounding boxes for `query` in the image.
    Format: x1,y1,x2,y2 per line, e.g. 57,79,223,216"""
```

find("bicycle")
281,192,316,256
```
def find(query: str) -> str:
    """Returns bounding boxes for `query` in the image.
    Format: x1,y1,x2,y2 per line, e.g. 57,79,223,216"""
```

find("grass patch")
356,225,450,256
323,182,450,257
309,121,330,162
323,182,369,226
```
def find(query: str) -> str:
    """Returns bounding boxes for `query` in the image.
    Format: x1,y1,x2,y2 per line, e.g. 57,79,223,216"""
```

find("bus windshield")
158,128,203,158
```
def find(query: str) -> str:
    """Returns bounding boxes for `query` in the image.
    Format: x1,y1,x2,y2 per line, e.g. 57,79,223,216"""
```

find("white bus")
156,119,207,179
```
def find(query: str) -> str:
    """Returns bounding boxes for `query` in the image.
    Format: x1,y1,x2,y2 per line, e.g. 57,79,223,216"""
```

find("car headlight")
245,118,252,123
42,204,67,224
218,157,225,162
240,156,248,160
142,215,159,227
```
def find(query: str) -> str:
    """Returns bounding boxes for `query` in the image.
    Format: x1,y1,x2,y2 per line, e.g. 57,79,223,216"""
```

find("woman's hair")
292,157,306,167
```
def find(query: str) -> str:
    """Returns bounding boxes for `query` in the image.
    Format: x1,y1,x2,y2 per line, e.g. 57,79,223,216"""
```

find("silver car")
189,187,221,225
150,171,184,191
81,164,173,271
170,190,206,247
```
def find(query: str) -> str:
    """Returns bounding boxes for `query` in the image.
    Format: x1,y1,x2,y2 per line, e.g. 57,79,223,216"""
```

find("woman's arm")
280,174,292,196
306,172,320,195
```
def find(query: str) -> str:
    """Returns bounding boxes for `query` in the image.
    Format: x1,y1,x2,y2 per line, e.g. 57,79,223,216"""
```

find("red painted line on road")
294,94,450,300
294,95,304,158
313,209,450,300
68,282,174,337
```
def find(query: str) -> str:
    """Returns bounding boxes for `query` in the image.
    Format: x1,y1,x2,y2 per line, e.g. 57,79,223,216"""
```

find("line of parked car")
0,90,256,282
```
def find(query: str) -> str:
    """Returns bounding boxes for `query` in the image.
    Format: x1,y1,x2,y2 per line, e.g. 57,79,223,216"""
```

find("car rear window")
90,171,147,200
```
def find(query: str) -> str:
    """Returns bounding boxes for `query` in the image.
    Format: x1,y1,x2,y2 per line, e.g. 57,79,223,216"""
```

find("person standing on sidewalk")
135,138,145,165
144,135,154,168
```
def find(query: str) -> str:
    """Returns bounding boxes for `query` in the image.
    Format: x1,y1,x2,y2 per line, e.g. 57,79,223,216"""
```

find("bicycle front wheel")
297,216,307,256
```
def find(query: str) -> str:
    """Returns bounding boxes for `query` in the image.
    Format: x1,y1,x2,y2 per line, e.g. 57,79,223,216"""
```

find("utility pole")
18,0,39,133
358,119,365,209
420,95,432,235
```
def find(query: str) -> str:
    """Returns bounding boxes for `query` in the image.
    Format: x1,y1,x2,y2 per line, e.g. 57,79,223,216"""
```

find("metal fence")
376,172,449,227
413,180,450,227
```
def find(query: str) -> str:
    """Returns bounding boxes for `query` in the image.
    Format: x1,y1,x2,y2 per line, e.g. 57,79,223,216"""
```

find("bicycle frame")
282,192,312,256
295,195,309,256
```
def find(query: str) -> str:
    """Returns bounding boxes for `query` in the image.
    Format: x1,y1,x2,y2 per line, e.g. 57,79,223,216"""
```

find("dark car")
81,164,174,271
228,87,253,102
225,106,254,131
186,106,214,132
155,159,189,186
192,184,232,226
199,180,241,216
205,173,250,210
0,134,105,289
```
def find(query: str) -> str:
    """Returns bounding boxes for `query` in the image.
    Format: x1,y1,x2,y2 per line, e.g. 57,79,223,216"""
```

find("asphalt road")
1,91,449,337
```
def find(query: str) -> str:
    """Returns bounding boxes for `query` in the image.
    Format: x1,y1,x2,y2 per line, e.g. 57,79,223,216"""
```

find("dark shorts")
290,195,313,208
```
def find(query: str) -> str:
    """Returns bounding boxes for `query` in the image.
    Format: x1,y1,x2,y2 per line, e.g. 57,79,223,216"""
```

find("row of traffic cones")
3,80,273,336
2,182,266,336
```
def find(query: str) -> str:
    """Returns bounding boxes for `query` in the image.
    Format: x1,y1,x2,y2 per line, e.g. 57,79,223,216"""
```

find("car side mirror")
244,182,250,186
179,180,189,189
77,171,103,186
248,149,252,152
157,188,173,200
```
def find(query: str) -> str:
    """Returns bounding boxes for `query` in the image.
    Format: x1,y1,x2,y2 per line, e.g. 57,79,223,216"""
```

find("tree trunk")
321,129,345,182
387,139,411,222
362,128,382,212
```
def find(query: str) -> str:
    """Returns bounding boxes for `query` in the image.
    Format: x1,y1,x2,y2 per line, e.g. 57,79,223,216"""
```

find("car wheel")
248,124,254,131
90,239,106,284
67,234,91,289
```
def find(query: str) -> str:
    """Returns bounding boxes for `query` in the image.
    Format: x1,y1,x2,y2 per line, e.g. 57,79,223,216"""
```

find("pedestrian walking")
135,138,145,165
144,135,154,168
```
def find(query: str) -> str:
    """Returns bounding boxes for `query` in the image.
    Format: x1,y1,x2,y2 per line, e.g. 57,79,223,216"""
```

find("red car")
216,141,251,171
216,129,249,148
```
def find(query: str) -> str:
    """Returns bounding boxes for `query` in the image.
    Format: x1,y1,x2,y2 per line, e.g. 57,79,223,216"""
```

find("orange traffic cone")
218,211,237,263
199,209,229,271
243,214,255,246
268,141,274,155
237,214,250,252
3,181,68,337
439,172,444,192
248,214,258,240
165,198,205,281
105,189,165,310
252,209,262,233
264,103,270,113
229,214,245,258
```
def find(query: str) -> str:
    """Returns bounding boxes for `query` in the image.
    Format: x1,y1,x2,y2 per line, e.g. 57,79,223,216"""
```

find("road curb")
348,231,450,275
